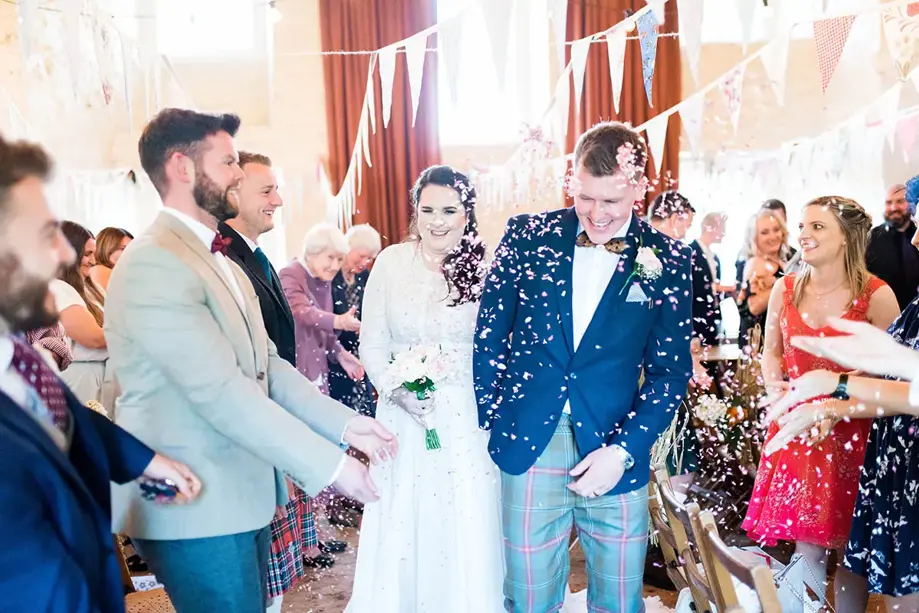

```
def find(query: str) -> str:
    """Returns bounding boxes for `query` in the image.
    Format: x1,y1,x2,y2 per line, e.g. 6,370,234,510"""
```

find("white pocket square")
625,283,650,303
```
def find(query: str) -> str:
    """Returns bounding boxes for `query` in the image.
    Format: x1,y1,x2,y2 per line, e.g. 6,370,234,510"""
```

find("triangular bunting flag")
679,93,705,154
514,2,531,120
636,11,659,107
645,0,666,25
897,115,918,162
606,29,627,115
677,0,704,87
481,0,514,90
404,33,428,127
645,113,669,176
551,68,571,143
366,54,377,135
62,0,82,102
871,82,902,150
813,15,856,93
550,0,568,74
735,0,758,52
378,45,397,129
439,17,464,106
760,33,790,106
17,0,39,71
360,98,373,168
570,38,591,116
722,65,746,134
119,34,134,133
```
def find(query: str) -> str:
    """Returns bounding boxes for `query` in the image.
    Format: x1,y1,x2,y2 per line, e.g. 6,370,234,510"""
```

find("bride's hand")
389,387,434,425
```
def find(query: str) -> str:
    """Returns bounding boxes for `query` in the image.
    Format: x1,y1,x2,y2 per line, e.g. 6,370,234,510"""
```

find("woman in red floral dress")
742,196,900,604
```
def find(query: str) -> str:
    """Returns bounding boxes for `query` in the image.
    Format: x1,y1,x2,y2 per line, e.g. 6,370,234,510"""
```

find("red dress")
742,274,886,549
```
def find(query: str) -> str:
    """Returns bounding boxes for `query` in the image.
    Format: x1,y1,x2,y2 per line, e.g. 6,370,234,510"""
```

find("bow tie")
210,232,232,256
576,231,627,254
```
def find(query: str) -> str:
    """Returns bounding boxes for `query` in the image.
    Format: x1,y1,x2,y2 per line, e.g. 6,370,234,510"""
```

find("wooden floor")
278,518,679,612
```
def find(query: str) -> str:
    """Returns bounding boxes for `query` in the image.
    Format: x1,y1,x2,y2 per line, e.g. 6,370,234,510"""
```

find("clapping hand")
390,387,435,427
338,351,365,381
567,446,627,498
790,317,919,381
141,454,203,504
764,402,839,456
333,455,380,503
334,307,361,333
343,415,398,464
760,370,837,426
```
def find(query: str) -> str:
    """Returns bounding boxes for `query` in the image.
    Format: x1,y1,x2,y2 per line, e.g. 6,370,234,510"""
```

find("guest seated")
89,227,133,292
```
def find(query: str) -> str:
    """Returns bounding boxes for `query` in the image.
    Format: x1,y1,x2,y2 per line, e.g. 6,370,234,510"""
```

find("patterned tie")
10,337,71,433
210,232,232,256
576,231,628,254
253,247,273,281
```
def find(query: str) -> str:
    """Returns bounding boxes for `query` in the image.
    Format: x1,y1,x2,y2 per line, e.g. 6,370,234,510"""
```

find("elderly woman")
329,224,381,417
279,222,364,394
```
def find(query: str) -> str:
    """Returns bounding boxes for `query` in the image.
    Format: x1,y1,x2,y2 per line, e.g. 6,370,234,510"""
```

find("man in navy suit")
689,211,727,346
0,133,201,613
474,122,693,612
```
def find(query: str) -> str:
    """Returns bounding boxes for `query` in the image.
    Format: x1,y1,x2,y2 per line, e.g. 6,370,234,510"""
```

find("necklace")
811,280,846,299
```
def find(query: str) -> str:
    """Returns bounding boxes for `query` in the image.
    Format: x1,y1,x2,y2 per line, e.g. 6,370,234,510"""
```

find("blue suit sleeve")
608,243,693,455
0,459,100,613
83,406,155,485
473,216,521,429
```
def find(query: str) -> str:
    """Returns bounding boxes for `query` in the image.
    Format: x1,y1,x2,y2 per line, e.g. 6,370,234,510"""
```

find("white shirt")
564,216,632,414
236,230,259,254
698,240,719,285
163,208,246,310
49,280,108,362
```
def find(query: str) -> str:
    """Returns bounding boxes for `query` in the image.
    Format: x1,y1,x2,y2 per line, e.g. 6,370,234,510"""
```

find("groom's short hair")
573,121,647,179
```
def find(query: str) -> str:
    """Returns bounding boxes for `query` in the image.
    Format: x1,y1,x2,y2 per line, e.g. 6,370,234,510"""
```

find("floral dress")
844,297,919,596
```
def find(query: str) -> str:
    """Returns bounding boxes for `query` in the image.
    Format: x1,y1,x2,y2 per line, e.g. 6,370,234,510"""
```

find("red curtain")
564,0,682,212
319,0,441,245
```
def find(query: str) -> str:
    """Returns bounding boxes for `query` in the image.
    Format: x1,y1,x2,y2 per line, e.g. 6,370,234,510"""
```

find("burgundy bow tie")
210,233,232,256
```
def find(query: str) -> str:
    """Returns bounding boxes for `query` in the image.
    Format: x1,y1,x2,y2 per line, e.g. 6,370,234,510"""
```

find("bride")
346,165,505,612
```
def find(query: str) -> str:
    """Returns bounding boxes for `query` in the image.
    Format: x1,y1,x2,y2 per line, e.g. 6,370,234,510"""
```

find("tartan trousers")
266,486,318,599
501,414,650,613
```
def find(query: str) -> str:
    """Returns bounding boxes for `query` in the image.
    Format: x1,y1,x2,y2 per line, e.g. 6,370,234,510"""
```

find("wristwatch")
612,445,635,471
831,373,850,401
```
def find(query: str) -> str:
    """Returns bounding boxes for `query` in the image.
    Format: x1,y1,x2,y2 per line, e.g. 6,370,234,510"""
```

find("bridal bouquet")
389,346,445,451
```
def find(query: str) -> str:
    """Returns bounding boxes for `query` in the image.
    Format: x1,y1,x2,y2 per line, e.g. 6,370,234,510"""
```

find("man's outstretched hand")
333,455,381,503
343,415,399,464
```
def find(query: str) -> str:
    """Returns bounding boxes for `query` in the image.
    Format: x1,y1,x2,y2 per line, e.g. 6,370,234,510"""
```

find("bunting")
759,34,790,106
897,115,918,162
722,65,746,134
677,0,704,86
570,38,591,115
645,113,669,176
679,93,705,154
481,0,515,89
439,17,465,106
378,45,397,128
735,0,758,52
404,33,428,127
606,29,627,115
550,0,568,74
636,11,659,107
813,15,856,93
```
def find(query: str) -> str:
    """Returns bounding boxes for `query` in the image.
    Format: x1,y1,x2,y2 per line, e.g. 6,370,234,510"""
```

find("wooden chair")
114,535,176,613
650,465,720,613
687,505,782,613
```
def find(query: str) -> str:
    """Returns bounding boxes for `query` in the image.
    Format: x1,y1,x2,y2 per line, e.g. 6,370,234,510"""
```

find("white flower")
635,246,663,280
694,394,729,428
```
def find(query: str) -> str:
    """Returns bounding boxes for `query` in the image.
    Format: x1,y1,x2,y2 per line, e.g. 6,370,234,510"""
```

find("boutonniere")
619,239,663,295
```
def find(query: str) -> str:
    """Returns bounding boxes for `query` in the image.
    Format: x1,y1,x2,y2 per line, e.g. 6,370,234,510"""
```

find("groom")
474,121,693,612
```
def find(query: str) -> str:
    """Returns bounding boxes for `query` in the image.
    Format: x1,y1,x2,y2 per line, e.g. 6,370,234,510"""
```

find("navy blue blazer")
689,240,722,345
473,209,693,492
0,386,154,613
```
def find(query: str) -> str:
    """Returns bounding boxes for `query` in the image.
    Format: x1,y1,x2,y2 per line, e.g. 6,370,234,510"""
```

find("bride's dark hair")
408,165,487,307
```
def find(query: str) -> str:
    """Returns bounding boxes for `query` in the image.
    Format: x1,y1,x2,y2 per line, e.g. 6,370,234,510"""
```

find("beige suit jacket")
105,211,353,540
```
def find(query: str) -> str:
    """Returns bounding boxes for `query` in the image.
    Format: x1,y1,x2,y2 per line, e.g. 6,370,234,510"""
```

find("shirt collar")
163,208,217,250
238,232,259,253
576,213,632,244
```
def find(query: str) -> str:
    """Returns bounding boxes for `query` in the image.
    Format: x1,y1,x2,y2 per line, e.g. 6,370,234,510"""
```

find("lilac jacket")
278,259,343,394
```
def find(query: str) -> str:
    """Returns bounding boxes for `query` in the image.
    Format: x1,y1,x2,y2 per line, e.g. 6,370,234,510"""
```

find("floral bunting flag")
677,0,704,86
377,45,397,129
645,0,666,25
637,10,659,107
722,65,746,134
404,33,428,128
813,15,856,93
645,113,669,176
881,3,919,80
570,37,591,115
606,28,627,115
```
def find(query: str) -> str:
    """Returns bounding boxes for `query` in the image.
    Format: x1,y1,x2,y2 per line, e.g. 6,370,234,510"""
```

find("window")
156,0,264,59
437,0,551,145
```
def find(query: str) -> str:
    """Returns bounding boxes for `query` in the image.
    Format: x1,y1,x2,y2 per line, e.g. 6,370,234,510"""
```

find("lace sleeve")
359,246,401,394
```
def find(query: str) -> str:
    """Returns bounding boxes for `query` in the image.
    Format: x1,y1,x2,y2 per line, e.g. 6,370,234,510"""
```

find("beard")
0,255,58,334
885,210,909,229
193,169,238,223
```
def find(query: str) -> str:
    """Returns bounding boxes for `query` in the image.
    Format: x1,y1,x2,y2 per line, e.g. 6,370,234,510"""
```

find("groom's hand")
343,415,399,464
567,446,627,498
333,455,380,502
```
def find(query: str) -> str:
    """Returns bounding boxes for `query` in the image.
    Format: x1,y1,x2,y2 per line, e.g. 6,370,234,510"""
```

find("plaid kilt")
266,486,319,599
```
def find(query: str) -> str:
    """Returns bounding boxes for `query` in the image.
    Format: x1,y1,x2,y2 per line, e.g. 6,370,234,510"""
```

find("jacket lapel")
578,216,644,351
554,208,580,355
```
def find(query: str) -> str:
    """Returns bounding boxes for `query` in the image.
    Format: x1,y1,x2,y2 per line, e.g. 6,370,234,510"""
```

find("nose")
232,164,245,183
272,192,283,208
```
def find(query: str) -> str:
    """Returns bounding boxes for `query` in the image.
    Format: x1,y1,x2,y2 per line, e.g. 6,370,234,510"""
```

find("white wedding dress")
346,242,506,613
